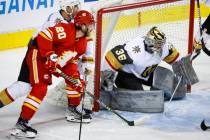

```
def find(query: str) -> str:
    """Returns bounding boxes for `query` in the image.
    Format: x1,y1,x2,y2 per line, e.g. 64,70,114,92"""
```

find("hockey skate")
65,105,92,123
84,108,93,119
10,117,37,139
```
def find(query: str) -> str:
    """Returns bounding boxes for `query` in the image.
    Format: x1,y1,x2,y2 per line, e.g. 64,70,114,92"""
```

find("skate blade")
66,117,91,123
9,129,36,139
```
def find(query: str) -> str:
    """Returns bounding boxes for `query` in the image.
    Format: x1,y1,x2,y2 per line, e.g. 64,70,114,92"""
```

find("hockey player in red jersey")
0,0,81,108
0,0,94,121
9,10,95,138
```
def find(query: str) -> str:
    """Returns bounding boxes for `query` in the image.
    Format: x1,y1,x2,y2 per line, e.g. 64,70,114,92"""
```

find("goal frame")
93,0,195,111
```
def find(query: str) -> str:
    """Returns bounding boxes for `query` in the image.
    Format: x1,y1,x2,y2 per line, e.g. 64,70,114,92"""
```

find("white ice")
1,45,210,140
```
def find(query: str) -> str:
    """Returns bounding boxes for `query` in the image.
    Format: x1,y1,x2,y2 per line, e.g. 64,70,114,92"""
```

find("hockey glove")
45,52,60,73
193,39,202,51
69,78,87,93
84,68,92,75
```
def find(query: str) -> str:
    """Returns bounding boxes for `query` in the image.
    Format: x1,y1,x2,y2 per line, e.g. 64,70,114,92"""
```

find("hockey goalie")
100,26,198,113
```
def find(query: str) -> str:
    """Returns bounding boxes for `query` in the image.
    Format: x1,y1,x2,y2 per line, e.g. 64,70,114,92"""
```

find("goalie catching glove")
45,52,60,73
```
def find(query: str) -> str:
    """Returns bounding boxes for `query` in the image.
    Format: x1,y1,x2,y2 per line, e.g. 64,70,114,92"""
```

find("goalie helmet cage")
92,0,195,111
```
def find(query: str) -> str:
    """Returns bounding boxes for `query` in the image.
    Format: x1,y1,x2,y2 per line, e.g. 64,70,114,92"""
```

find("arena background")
0,0,210,51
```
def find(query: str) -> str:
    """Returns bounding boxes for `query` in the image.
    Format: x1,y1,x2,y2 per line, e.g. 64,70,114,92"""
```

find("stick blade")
127,121,134,126
200,120,208,131
134,115,150,126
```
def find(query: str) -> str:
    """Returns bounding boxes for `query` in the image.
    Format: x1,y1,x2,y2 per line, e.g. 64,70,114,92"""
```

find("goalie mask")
59,0,81,17
144,26,166,56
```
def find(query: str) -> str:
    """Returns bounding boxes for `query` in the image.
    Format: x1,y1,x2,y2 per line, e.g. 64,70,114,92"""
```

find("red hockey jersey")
36,22,88,67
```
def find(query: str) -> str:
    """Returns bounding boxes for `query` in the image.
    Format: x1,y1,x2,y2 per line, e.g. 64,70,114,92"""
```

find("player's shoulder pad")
105,44,133,70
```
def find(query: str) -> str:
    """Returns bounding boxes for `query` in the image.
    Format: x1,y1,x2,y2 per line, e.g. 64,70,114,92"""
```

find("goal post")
92,0,195,111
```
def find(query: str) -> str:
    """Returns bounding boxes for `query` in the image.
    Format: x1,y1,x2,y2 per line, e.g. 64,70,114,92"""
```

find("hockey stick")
191,49,201,60
55,68,86,139
56,68,150,126
200,120,210,131
55,68,81,86
196,0,210,56
164,76,183,115
78,75,87,140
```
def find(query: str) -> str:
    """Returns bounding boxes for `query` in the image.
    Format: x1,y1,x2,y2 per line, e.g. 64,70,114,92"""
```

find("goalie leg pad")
152,66,187,100
171,76,187,100
100,90,164,113
152,66,174,95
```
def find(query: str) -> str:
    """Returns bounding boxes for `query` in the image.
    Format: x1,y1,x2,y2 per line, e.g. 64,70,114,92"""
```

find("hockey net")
92,0,195,111
46,0,195,111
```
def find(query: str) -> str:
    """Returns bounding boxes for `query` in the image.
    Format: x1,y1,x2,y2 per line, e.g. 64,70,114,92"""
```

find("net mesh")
45,0,194,110
93,0,194,111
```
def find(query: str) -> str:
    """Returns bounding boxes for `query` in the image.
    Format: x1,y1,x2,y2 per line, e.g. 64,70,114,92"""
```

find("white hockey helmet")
59,0,81,16
144,26,166,55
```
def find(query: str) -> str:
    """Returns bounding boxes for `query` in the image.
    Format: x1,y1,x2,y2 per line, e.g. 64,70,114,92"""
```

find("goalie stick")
55,68,150,126
196,0,210,56
164,75,183,115
200,120,210,131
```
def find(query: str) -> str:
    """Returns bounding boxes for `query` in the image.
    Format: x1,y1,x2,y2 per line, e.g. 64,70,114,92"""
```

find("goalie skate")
10,118,37,139
65,106,92,123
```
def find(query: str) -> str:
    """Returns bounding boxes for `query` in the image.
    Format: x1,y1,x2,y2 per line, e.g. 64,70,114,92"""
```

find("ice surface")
0,46,210,140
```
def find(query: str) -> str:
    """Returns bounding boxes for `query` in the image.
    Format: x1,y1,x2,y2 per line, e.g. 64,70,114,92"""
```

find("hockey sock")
0,88,14,108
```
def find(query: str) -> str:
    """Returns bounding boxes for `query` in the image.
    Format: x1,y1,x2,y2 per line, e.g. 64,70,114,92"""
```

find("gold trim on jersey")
32,49,39,84
39,29,53,41
27,95,42,104
65,86,74,91
0,89,13,105
105,50,123,70
67,93,81,98
164,47,179,64
82,57,94,63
